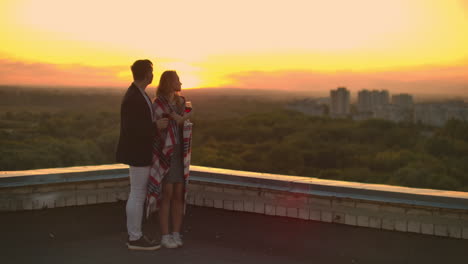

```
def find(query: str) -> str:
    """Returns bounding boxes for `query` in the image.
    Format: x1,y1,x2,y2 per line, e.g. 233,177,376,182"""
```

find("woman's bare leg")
171,182,185,233
159,183,173,235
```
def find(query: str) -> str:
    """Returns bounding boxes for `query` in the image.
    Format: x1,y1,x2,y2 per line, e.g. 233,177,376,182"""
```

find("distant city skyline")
1,0,468,96
289,86,468,126
332,87,468,125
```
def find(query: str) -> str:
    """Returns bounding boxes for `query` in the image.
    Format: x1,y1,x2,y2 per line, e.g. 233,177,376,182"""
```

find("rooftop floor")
1,202,467,264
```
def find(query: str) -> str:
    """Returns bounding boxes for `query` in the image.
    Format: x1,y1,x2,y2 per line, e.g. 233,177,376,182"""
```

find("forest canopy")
1,86,467,192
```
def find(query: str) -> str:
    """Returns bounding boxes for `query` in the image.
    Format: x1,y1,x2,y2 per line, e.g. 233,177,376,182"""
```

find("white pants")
126,166,150,241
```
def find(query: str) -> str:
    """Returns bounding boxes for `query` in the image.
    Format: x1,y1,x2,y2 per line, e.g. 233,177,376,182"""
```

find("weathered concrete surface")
1,202,467,264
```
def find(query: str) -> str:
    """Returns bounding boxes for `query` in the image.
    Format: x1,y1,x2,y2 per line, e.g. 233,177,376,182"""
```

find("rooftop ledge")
1,164,467,210
1,164,468,239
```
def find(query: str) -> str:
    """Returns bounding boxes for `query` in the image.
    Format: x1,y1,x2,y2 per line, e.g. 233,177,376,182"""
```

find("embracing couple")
116,59,193,250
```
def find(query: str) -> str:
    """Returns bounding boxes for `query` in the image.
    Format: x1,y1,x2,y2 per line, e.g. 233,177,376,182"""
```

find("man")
116,59,168,250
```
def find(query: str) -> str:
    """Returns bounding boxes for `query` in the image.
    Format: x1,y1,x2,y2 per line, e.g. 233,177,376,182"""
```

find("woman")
146,70,193,249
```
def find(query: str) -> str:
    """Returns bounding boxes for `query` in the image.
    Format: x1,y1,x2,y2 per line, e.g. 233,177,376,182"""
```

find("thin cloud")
226,64,468,97
0,59,128,88
1,58,468,98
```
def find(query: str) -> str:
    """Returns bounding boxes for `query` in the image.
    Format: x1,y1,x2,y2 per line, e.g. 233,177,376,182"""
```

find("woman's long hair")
156,70,183,106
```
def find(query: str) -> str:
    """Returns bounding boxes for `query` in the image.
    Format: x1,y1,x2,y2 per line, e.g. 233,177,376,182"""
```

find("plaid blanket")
146,96,193,217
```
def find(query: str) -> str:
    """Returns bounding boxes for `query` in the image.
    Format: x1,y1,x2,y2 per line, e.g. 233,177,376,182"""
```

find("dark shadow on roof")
1,202,467,264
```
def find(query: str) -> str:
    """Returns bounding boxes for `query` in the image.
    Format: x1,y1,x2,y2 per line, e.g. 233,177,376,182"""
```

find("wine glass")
185,101,192,113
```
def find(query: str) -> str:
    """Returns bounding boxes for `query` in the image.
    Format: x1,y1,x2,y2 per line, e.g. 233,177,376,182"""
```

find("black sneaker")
127,236,161,251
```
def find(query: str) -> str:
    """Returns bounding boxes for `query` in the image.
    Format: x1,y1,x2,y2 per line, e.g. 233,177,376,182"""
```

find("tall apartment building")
372,90,390,107
330,87,350,116
357,90,372,112
392,94,414,108
357,89,389,112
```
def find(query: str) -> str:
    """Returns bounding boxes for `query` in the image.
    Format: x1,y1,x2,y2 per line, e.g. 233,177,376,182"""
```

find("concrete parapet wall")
0,165,130,211
1,164,468,239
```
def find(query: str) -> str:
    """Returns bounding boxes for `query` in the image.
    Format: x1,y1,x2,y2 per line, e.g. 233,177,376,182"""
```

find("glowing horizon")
1,0,468,93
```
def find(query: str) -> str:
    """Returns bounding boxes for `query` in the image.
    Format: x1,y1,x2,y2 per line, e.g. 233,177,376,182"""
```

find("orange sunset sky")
1,0,468,95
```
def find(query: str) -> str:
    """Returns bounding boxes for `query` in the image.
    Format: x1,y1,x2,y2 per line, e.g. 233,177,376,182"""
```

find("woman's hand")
156,118,169,130
184,110,193,120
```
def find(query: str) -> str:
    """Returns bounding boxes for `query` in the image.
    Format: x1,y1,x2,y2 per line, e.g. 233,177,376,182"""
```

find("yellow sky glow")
1,0,468,90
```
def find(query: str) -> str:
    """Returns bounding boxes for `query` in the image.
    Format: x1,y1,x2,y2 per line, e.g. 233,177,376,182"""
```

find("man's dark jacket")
116,83,156,166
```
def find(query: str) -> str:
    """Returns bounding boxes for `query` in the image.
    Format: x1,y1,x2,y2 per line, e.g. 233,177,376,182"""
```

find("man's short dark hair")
131,59,153,81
